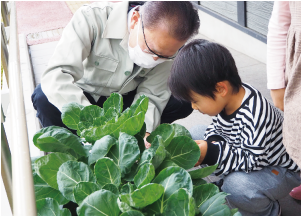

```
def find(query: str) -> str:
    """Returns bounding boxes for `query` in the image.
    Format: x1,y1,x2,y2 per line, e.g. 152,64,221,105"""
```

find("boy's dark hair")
168,39,242,101
142,2,200,41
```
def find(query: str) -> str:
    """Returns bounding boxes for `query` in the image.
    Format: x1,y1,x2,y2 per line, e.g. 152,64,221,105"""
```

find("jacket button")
141,70,145,74
125,71,131,76
94,61,99,66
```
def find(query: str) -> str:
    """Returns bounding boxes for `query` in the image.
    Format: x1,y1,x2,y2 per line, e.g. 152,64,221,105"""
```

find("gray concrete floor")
174,34,301,216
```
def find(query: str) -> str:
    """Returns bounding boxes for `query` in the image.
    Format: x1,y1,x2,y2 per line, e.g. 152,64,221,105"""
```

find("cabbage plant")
32,93,241,216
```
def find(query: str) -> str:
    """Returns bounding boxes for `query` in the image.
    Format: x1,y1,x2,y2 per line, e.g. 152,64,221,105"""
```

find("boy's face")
190,91,225,116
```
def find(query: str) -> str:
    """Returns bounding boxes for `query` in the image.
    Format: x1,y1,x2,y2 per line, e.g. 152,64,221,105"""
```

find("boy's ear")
216,81,228,97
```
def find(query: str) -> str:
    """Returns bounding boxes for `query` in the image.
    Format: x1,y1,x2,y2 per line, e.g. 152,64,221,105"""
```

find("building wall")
199,1,238,22
196,1,274,63
197,9,268,63
246,1,274,36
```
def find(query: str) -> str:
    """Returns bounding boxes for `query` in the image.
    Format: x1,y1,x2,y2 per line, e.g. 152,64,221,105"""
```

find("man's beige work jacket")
41,1,173,132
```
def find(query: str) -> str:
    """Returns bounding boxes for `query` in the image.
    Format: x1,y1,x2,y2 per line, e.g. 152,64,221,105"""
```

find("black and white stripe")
204,83,300,176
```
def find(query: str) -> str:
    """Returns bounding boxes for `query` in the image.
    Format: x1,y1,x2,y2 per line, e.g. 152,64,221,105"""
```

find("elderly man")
32,1,200,147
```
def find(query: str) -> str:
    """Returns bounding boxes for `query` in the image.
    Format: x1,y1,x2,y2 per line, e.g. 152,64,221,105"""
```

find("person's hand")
194,140,208,167
144,132,151,149
270,88,285,111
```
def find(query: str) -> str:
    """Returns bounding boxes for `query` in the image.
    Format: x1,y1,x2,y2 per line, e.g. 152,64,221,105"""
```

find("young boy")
168,39,300,216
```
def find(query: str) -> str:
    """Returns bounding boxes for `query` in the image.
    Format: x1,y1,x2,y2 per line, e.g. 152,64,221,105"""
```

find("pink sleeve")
266,1,291,89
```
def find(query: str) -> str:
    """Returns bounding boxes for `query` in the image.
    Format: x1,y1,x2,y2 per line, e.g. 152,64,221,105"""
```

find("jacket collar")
101,1,129,52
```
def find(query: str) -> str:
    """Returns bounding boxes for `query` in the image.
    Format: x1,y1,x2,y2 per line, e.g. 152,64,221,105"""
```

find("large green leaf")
104,107,119,121
138,147,156,168
231,208,242,216
33,126,72,146
36,198,71,216
81,112,145,143
94,157,121,187
188,164,218,179
137,136,162,168
165,136,200,170
61,102,84,130
155,159,179,175
31,156,41,173
117,198,133,213
111,112,145,138
88,135,117,165
119,183,136,205
33,173,69,205
134,163,155,188
77,105,105,137
120,182,136,195
80,105,129,143
34,127,88,157
164,188,195,216
57,161,96,202
151,136,167,169
172,124,192,138
35,153,76,189
120,183,164,208
77,121,92,136
129,95,149,116
199,192,231,216
77,190,120,216
93,116,114,127
120,210,144,216
136,122,146,138
103,93,123,114
192,179,208,187
80,105,105,125
147,167,193,214
73,182,101,205
123,162,139,182
134,134,145,154
193,183,220,209
147,124,175,147
107,133,140,177
102,184,119,196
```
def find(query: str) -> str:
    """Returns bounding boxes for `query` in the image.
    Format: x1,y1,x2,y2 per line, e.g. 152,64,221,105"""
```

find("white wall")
198,10,267,64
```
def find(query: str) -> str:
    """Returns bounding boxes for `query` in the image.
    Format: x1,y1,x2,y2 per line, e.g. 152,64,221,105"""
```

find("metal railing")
2,1,37,215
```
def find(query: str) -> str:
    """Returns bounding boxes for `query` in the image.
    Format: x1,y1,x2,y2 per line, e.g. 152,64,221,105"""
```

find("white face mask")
128,18,166,68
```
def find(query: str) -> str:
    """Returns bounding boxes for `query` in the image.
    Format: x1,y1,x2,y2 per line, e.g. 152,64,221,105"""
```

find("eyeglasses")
140,13,181,59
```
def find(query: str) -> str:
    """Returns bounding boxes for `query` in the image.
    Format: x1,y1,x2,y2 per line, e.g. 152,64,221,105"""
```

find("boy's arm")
199,102,296,176
194,135,224,167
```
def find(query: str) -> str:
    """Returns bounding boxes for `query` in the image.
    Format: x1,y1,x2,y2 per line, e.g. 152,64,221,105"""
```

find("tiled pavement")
26,2,90,43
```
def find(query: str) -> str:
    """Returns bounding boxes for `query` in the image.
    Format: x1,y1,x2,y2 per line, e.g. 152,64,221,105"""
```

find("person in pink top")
267,1,301,200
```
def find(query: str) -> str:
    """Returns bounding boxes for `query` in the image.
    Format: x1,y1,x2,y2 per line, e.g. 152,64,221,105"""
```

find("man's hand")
270,88,285,111
144,132,151,149
194,140,208,167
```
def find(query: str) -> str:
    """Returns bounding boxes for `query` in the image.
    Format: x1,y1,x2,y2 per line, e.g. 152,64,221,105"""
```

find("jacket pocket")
84,54,119,86
94,54,119,72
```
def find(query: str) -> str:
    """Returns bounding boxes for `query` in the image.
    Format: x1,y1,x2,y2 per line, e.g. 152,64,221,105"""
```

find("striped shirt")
202,83,300,176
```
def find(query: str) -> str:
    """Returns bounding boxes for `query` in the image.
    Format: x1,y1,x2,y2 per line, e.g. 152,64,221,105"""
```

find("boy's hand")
144,132,151,149
194,140,208,167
